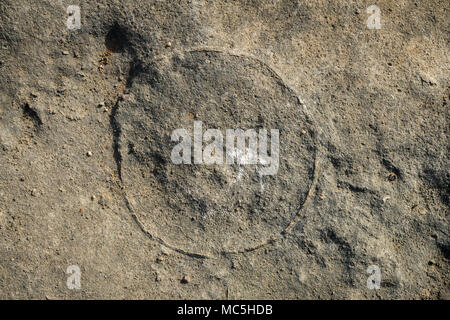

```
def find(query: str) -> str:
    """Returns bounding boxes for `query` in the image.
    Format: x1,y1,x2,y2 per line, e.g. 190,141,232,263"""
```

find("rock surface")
0,0,448,299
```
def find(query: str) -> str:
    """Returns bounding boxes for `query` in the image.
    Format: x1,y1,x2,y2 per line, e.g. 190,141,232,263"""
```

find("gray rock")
0,0,447,300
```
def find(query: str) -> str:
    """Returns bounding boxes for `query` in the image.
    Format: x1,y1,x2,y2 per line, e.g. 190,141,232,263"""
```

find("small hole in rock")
105,24,129,53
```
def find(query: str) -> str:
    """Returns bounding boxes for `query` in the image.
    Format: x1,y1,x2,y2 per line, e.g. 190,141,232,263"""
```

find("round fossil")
116,50,316,256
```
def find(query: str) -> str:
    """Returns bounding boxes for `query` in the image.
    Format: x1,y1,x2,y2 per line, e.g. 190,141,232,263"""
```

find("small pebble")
161,246,172,255
91,195,96,201
31,189,37,197
86,151,93,157
166,42,172,48
181,275,190,284
388,172,397,181
62,50,70,55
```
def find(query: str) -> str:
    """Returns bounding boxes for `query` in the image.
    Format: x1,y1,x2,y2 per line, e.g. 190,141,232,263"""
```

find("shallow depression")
117,50,317,256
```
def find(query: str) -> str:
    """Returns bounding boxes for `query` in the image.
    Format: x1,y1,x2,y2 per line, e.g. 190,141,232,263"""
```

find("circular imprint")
117,50,316,256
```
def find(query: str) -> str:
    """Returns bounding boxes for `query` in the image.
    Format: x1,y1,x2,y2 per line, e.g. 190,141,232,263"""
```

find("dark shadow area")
22,102,42,128
105,23,130,53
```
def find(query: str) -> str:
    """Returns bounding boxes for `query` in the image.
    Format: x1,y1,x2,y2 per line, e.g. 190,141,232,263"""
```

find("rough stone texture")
0,0,448,299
